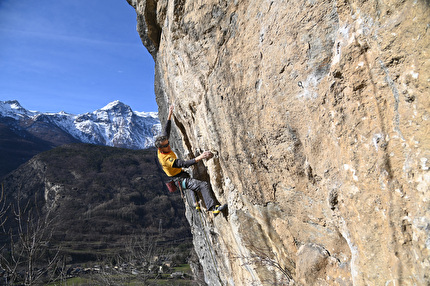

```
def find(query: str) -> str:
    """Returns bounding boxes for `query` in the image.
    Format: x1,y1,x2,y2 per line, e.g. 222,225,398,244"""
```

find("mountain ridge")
0,100,161,149
0,100,161,178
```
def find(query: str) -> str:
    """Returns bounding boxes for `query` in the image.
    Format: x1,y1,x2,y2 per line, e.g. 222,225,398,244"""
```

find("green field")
47,264,196,286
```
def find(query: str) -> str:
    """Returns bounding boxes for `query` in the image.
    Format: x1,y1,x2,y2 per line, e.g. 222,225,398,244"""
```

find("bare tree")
0,185,62,285
91,234,160,285
233,244,293,286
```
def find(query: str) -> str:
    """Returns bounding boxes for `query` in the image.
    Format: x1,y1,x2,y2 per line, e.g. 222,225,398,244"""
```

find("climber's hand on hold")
196,151,214,162
168,105,174,120
203,151,214,159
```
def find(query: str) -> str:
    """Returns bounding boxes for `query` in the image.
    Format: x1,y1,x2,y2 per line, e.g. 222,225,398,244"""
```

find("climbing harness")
178,180,224,286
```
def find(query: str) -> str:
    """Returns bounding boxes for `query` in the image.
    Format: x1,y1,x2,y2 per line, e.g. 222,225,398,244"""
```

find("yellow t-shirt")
157,149,182,177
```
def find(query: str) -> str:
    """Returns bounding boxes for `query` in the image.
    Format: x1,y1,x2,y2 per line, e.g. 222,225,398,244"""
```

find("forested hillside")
1,144,192,264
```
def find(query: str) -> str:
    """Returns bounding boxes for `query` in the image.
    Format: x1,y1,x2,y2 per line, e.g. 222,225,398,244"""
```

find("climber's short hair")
155,135,168,148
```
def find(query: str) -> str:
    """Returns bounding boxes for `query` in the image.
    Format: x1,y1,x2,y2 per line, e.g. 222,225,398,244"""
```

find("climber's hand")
202,151,214,159
196,151,213,161
168,105,174,120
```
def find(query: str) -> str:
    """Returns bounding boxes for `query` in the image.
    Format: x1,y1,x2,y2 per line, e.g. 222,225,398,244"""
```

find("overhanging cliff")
127,0,430,285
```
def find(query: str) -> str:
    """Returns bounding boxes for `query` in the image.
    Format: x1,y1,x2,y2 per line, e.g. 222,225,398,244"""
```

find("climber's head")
155,136,171,153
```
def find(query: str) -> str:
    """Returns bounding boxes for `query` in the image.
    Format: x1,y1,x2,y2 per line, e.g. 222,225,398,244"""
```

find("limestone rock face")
128,0,430,285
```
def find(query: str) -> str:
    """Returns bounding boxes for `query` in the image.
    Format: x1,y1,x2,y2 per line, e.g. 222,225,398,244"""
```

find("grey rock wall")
128,0,430,285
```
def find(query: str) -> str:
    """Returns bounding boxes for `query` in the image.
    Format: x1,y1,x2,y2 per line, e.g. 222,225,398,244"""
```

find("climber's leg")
184,178,217,210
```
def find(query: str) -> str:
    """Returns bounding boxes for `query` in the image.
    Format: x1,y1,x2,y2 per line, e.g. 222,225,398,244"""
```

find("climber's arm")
172,151,213,168
172,159,196,168
161,105,175,138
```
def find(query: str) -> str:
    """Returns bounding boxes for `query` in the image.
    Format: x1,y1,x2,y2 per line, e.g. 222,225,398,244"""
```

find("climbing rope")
179,182,224,286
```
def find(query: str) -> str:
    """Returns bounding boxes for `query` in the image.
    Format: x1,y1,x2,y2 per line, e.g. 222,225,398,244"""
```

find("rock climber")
155,105,227,216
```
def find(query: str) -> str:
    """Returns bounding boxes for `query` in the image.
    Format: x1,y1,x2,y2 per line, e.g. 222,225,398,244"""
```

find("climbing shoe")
212,204,227,216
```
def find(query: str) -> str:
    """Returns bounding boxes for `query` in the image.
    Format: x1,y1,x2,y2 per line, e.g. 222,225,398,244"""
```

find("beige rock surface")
128,0,429,285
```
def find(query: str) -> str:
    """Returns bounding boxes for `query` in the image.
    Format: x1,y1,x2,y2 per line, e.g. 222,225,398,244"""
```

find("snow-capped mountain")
0,100,38,119
0,100,161,149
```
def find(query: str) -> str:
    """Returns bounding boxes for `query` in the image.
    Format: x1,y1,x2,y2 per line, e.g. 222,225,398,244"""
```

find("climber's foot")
212,204,227,216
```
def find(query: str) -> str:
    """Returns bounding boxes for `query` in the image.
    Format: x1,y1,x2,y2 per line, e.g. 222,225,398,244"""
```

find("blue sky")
0,0,157,114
